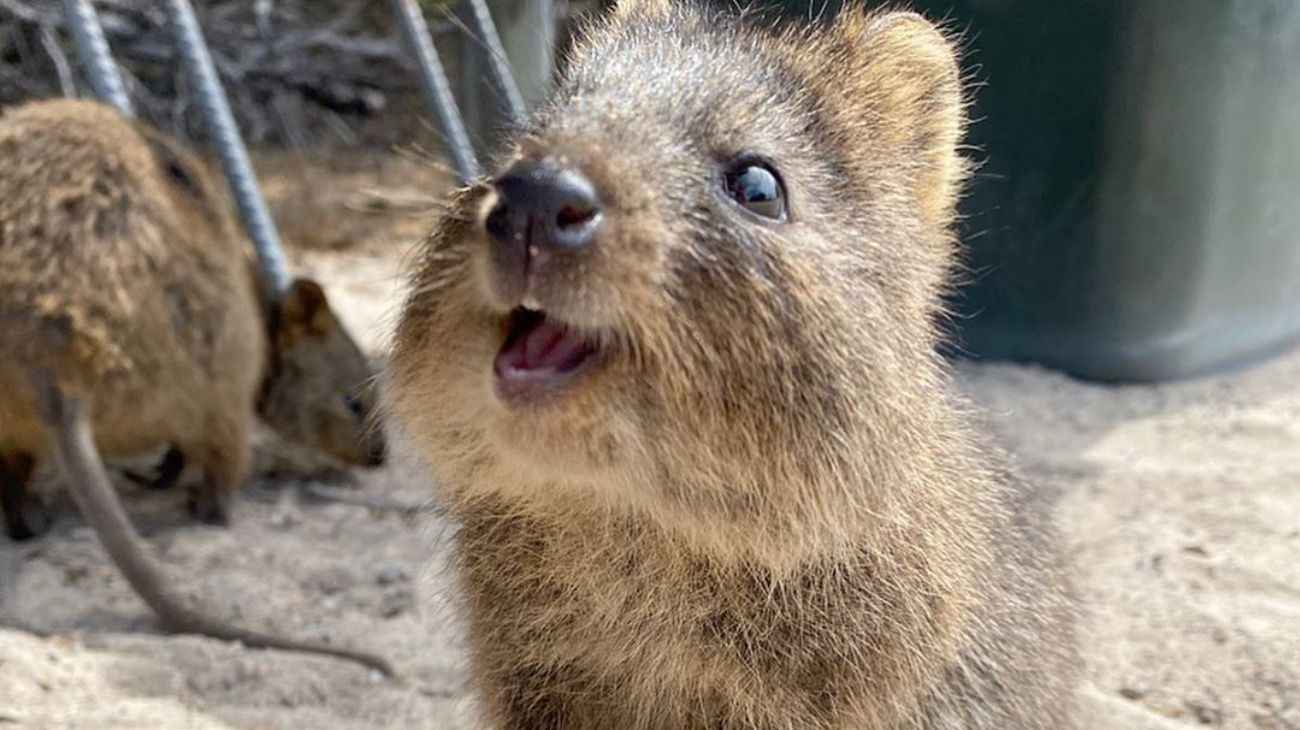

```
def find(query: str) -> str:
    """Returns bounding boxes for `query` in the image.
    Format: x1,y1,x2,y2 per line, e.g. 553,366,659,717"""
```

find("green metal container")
749,0,1300,382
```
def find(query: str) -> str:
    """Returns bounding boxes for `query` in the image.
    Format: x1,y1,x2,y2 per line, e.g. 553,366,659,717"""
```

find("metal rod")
161,0,292,295
60,0,133,115
461,0,526,124
389,0,480,184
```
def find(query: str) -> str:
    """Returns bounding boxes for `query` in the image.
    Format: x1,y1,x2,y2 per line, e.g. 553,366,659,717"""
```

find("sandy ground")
2,159,1298,729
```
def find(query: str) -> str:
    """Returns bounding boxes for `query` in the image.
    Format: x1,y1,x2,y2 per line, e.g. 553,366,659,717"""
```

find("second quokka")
0,98,391,674
390,0,1080,727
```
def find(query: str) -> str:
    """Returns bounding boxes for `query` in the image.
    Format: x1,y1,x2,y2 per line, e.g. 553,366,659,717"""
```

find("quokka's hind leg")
1,451,49,541
187,416,252,527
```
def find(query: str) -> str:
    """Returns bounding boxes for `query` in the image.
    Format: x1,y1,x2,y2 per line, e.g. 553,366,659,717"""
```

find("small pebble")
63,565,89,585
379,588,413,619
308,566,356,595
376,566,409,586
1185,701,1222,726
1118,687,1146,701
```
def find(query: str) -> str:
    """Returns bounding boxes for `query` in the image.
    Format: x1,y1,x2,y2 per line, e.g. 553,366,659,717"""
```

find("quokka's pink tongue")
496,312,595,375
524,318,567,365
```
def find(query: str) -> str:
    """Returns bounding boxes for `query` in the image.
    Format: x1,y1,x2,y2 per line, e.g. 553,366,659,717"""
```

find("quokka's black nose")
485,160,602,253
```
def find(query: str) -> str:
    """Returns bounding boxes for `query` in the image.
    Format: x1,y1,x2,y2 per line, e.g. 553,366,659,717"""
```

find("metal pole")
389,0,480,184
161,0,291,295
462,0,526,124
458,19,487,155
60,0,133,115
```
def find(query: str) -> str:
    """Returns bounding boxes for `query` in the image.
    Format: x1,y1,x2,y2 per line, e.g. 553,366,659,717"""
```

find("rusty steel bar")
390,0,480,183
60,0,133,115
161,0,292,294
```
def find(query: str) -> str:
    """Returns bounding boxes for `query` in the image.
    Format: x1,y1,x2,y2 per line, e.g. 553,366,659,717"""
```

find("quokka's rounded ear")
279,278,336,338
860,12,964,101
611,0,672,19
833,10,968,223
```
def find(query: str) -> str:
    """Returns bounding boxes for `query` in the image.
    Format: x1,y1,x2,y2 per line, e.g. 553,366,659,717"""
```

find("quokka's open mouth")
493,306,601,403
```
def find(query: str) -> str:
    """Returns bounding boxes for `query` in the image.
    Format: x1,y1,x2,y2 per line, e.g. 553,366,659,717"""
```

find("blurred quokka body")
390,1,1079,727
0,98,384,536
0,99,392,674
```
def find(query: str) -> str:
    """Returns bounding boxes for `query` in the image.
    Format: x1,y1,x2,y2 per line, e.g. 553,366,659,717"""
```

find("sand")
2,161,1298,729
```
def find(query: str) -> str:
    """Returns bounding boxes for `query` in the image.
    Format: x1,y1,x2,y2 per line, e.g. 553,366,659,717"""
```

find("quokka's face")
389,1,966,520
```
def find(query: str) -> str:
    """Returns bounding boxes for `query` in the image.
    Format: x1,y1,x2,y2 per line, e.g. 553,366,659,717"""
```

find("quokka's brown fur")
0,98,392,674
389,0,1080,726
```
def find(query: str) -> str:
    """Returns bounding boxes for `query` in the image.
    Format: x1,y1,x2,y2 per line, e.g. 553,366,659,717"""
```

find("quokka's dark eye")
344,394,365,418
723,159,787,221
